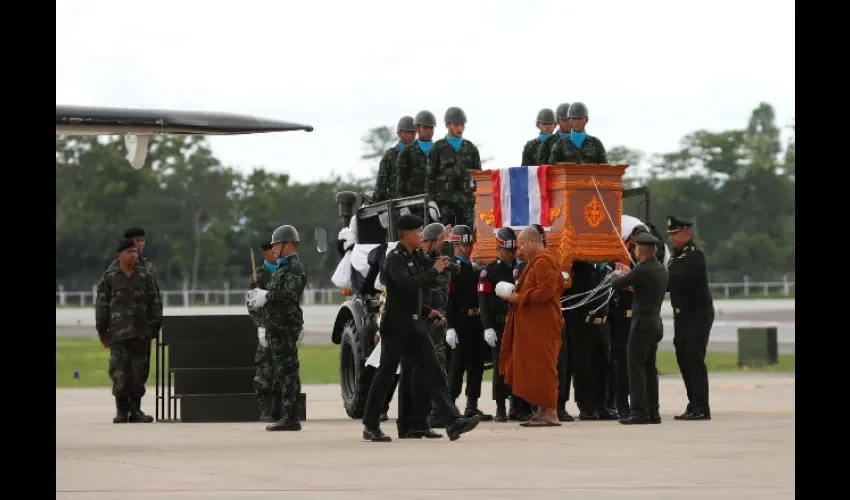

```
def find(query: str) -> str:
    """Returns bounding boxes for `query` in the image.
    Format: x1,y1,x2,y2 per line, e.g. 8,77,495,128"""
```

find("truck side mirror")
314,227,329,254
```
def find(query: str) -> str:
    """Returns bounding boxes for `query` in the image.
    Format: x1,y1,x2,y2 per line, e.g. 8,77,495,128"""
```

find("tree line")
55,102,794,290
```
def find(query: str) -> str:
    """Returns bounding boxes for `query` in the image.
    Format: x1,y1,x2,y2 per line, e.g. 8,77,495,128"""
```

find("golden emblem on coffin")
583,195,605,228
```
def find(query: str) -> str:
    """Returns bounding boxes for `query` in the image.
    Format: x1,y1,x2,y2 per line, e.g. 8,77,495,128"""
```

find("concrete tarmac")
56,373,795,500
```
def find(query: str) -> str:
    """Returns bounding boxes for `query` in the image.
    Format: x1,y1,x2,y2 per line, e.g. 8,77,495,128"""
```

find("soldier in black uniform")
666,216,715,421
445,225,493,421
610,232,669,425
361,214,481,442
477,227,533,422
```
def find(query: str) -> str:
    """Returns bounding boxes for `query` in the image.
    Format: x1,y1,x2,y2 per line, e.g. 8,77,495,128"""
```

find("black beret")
396,214,424,231
116,238,136,253
666,216,693,233
260,242,274,251
634,232,660,246
123,227,146,239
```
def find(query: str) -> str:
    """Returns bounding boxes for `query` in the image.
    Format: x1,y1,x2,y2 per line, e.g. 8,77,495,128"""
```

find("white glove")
446,328,458,349
297,329,305,345
561,272,570,280
257,327,268,348
484,328,497,347
247,289,269,309
495,282,516,299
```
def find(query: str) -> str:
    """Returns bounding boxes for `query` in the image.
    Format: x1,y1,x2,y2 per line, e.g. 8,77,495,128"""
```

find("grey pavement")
56,374,795,500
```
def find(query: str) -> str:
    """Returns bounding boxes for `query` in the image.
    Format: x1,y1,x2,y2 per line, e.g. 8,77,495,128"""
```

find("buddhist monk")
499,226,566,427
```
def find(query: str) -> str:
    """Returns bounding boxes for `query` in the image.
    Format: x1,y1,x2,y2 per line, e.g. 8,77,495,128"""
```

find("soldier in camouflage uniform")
249,241,283,422
373,116,416,202
395,110,437,198
96,239,162,424
426,107,482,228
521,108,556,166
535,103,572,165
247,225,308,431
548,102,608,165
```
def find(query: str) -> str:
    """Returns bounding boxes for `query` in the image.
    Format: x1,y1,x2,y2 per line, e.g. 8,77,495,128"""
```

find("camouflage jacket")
522,138,543,166
109,256,162,298
95,264,162,342
373,144,403,202
248,265,273,328
426,138,482,205
395,140,432,198
263,254,307,331
549,134,608,165
536,133,565,166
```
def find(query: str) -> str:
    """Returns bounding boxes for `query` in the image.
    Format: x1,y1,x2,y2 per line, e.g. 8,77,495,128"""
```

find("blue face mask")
419,140,433,156
445,135,464,151
264,260,280,273
277,253,297,265
570,130,587,149
558,131,568,139
538,133,552,141
454,255,471,265
397,140,405,150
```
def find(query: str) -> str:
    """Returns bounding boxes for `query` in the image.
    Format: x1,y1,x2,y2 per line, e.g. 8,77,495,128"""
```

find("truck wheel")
339,320,364,419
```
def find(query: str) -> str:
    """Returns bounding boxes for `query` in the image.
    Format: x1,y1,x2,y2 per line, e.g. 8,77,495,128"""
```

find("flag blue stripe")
509,166,529,226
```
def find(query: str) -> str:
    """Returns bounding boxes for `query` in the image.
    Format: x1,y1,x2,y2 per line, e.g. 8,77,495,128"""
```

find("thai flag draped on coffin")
491,165,551,228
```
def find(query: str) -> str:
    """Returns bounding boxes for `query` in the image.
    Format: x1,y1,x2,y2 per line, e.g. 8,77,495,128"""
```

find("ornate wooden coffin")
471,163,631,273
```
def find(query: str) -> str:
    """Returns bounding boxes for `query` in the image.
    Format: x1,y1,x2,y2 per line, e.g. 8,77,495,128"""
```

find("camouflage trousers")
436,201,475,230
108,338,149,398
253,343,281,398
268,327,302,420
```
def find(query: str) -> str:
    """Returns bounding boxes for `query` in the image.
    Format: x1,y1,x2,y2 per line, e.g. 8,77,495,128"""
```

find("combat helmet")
414,110,437,127
450,224,475,244
444,107,467,125
271,224,300,244
567,102,589,118
422,222,446,241
495,227,517,249
536,108,555,124
555,103,571,120
397,115,415,132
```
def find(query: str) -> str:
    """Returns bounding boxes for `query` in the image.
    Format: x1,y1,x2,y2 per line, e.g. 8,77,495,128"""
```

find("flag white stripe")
500,167,512,226
527,166,541,225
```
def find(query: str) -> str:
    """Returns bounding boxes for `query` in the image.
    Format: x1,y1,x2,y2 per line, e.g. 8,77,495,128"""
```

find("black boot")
128,397,154,423
113,397,130,424
463,397,493,421
494,400,508,422
649,409,662,424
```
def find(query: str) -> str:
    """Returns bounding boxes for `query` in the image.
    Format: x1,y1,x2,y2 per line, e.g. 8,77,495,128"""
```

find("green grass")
57,338,794,388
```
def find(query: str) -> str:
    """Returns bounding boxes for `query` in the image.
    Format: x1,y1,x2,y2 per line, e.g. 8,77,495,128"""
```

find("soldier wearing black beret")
611,232,669,424
666,216,714,421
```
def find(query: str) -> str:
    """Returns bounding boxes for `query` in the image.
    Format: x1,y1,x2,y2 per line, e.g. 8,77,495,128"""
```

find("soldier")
607,231,639,419
610,232,669,425
426,107,482,228
96,239,162,423
445,225,492,421
666,216,715,421
548,102,608,165
478,227,533,422
373,116,416,202
361,214,481,442
247,225,308,431
249,241,283,422
395,110,437,198
535,103,571,166
521,108,556,166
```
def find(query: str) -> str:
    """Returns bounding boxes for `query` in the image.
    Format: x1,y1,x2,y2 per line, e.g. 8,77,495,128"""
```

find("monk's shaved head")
518,226,544,260
519,227,542,242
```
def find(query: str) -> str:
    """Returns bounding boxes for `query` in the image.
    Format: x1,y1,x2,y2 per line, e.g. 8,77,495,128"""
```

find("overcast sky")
56,0,795,184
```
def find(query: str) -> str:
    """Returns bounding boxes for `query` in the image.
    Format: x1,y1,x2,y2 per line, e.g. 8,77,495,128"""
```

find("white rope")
591,175,635,267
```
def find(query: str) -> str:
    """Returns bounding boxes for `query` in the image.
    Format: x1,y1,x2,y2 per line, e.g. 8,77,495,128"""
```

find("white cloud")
56,0,795,183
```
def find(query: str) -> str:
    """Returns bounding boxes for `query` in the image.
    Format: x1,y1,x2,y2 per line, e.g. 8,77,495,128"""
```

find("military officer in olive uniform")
445,224,492,421
426,107,482,228
548,102,608,165
611,232,669,425
249,241,283,422
374,116,417,202
478,227,533,422
535,103,571,166
666,216,715,421
396,110,437,198
521,108,556,166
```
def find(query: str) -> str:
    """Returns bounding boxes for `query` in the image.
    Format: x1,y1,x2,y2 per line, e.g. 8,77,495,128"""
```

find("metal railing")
56,276,795,308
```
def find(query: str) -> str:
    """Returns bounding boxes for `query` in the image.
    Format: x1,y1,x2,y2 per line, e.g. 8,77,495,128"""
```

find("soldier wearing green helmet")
395,110,438,198
548,101,608,165
373,116,417,202
521,108,556,166
425,106,482,229
535,102,572,165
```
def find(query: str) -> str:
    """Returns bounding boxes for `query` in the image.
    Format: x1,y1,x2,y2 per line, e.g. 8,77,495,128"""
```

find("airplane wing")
56,104,314,169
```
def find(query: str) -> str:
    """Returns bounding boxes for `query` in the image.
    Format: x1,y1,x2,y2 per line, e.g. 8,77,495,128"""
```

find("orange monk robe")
499,249,565,409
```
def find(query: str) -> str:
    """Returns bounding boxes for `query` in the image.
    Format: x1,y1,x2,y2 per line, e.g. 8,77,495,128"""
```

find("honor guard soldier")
548,102,608,165
536,103,571,166
478,227,533,422
521,108,556,166
247,224,308,431
611,232,669,424
374,116,416,202
445,225,492,421
249,241,283,422
361,214,482,442
395,110,437,198
666,216,715,421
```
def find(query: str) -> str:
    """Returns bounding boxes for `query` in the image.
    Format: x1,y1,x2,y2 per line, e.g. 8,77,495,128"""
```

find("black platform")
155,315,307,423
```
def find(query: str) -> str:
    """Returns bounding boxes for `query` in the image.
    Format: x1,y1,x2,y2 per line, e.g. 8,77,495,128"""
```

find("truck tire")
339,320,364,418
